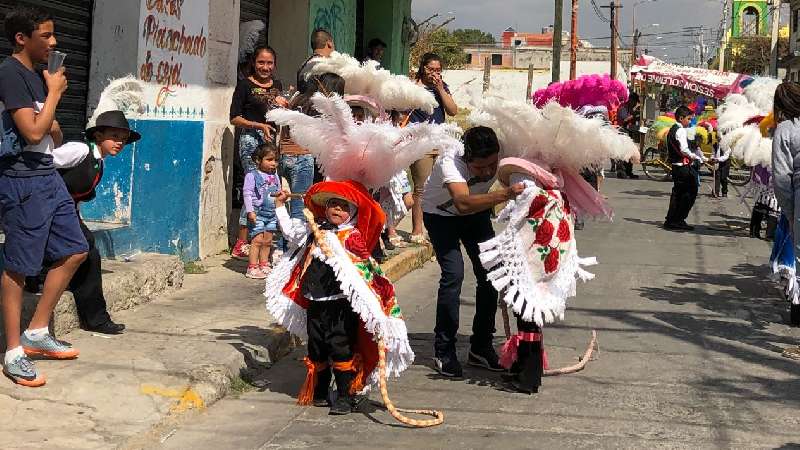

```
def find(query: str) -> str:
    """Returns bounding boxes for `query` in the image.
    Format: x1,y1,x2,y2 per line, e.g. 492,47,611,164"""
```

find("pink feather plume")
533,74,629,111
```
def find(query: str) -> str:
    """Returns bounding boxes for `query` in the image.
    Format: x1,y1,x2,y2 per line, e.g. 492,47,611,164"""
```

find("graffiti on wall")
310,0,355,54
137,0,209,117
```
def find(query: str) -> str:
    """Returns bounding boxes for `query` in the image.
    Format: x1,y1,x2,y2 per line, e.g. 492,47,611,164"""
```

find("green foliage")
411,26,495,71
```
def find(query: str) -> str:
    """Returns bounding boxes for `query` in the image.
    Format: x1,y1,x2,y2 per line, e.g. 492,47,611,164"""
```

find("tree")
728,35,789,75
409,16,495,73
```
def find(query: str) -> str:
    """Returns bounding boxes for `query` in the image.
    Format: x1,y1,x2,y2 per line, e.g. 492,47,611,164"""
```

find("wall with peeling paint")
82,0,238,261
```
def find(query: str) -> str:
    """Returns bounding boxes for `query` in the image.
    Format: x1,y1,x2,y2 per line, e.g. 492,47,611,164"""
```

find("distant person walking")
664,105,705,231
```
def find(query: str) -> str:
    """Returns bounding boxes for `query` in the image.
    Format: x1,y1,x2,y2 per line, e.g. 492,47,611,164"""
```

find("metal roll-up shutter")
0,0,93,142
240,0,269,46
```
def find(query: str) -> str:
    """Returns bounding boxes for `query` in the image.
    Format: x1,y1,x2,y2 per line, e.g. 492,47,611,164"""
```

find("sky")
411,0,775,65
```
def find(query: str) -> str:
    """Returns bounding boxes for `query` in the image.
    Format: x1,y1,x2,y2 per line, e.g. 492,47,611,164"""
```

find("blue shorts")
0,172,89,276
248,210,278,239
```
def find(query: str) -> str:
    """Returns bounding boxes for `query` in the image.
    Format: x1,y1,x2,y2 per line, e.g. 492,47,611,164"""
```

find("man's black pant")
714,160,730,196
665,165,698,225
71,219,113,328
424,210,498,358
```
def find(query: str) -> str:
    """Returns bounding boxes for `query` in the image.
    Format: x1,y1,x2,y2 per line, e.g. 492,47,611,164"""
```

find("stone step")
0,253,184,350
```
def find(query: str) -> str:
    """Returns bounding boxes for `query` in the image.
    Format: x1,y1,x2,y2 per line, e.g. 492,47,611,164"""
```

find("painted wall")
91,120,203,260
87,0,141,118
443,63,630,107
309,0,357,55
86,0,239,260
269,0,310,88
201,0,239,257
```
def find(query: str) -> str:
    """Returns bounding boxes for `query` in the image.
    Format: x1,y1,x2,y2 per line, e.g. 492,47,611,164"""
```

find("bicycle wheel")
642,147,671,181
728,159,752,186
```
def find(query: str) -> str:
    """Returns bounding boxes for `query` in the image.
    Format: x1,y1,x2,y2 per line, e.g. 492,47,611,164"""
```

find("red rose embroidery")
529,194,549,218
544,247,560,273
534,219,555,245
557,219,571,242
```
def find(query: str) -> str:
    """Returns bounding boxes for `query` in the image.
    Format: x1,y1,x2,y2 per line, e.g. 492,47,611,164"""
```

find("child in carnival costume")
264,90,460,417
469,97,639,394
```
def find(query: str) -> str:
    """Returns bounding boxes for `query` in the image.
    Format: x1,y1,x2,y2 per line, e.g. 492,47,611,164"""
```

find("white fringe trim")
263,232,415,384
479,183,596,327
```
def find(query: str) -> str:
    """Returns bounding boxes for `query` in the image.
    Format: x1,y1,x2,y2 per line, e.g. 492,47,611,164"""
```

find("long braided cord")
302,209,444,427
501,308,598,376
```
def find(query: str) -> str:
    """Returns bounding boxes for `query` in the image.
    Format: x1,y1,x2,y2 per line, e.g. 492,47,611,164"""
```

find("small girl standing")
243,143,282,279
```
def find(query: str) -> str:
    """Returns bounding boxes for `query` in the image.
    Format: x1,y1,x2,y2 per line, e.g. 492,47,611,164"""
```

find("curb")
382,243,434,282
124,245,431,447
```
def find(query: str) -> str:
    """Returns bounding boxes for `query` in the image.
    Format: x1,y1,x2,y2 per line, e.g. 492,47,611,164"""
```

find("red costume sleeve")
344,229,371,259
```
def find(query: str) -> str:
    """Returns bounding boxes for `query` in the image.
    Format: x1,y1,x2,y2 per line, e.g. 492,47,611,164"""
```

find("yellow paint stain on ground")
140,384,205,412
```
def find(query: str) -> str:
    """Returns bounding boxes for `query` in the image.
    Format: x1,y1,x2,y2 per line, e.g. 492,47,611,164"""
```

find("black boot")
330,370,354,415
313,368,332,407
765,215,778,240
514,340,543,394
790,304,800,327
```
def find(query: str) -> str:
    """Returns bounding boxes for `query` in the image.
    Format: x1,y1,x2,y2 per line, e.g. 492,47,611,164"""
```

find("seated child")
243,143,282,278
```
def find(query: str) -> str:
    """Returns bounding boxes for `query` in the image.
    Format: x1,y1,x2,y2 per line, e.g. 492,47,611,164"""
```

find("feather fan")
309,52,437,114
266,93,462,188
87,76,144,128
238,20,265,63
469,97,638,170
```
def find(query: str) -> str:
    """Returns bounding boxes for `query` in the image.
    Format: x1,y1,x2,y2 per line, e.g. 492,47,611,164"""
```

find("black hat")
85,110,141,144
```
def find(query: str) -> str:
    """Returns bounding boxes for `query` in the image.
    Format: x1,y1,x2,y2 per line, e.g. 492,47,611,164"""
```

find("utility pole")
601,1,622,80
570,0,579,80
483,56,491,93
769,0,781,77
632,29,641,62
719,0,730,71
553,0,564,82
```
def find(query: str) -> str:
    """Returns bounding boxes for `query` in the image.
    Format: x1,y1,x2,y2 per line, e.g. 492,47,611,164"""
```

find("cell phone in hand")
47,51,66,74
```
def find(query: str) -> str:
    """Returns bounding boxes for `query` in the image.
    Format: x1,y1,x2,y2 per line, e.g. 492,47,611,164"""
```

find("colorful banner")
631,55,751,100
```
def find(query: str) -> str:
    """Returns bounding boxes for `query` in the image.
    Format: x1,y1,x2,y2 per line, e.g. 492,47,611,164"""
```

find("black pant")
70,219,113,328
714,160,730,196
306,298,358,364
665,165,698,225
424,211,498,357
512,315,543,392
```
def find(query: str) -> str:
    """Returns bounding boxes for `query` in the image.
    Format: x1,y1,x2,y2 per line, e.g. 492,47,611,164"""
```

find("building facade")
464,45,632,74
0,0,412,262
785,0,800,80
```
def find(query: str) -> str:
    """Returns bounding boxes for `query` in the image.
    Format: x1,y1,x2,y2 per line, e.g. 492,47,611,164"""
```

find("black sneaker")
329,396,351,415
468,346,505,372
432,354,463,378
677,221,695,231
84,320,125,335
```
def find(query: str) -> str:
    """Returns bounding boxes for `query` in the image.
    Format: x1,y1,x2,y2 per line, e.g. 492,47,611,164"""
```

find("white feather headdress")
309,52,437,114
87,76,144,128
716,76,778,167
267,93,462,189
238,20,265,63
468,97,638,170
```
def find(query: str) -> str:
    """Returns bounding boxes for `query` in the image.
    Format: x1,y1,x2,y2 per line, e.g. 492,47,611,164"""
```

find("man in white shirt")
664,106,705,231
422,126,524,377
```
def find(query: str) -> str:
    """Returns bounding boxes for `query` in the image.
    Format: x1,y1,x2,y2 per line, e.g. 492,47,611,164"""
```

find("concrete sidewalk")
0,216,431,450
